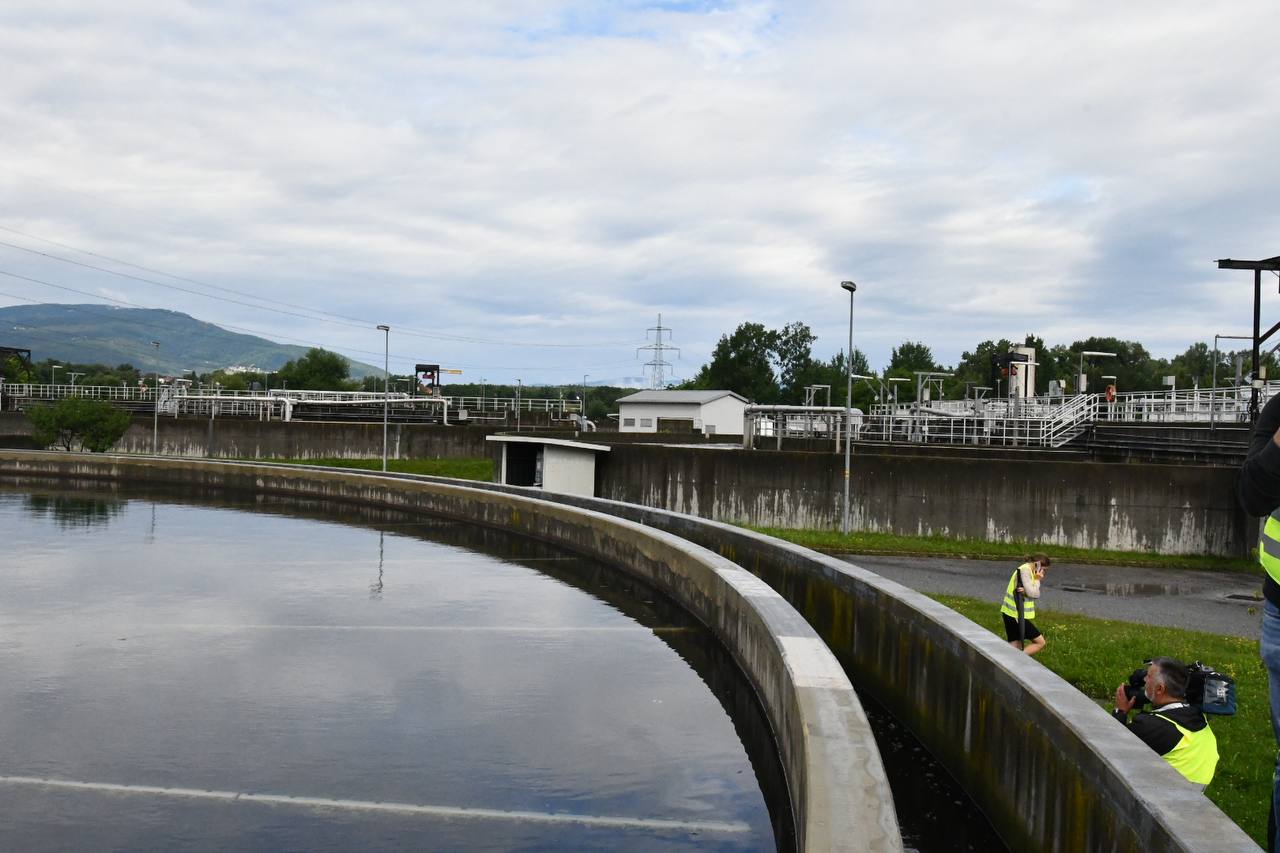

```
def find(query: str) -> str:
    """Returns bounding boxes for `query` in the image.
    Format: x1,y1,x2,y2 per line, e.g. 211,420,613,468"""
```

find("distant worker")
999,553,1050,655
1113,657,1219,790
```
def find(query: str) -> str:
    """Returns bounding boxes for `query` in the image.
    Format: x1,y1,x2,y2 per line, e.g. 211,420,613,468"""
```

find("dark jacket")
1112,702,1211,756
1238,393,1280,607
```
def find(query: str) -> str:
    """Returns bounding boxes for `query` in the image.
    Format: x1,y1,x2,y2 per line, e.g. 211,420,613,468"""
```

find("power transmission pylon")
637,314,679,389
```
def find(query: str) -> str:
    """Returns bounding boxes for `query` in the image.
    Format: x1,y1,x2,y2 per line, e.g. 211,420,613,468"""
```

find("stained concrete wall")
0,451,901,853
1,412,1249,557
0,412,497,460
594,444,1250,558
405,476,1258,853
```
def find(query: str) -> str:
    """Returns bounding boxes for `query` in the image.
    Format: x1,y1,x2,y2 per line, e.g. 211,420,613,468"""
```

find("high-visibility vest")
1151,712,1219,786
1259,512,1280,585
1000,565,1034,620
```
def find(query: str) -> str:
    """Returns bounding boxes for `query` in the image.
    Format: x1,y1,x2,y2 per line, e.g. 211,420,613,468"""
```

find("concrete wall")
0,412,498,460
594,443,1250,557
408,476,1257,853
0,451,901,853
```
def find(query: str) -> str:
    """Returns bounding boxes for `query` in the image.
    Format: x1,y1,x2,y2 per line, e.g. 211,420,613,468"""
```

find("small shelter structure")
486,435,610,496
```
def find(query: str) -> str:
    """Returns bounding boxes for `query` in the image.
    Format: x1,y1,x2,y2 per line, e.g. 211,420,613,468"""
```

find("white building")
616,390,748,436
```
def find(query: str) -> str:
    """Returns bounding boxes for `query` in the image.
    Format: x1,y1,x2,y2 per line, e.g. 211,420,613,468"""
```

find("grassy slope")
750,526,1260,575
935,594,1268,845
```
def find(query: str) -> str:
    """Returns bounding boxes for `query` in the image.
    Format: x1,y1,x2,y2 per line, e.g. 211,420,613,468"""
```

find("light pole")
840,280,857,536
377,325,390,471
1076,350,1115,395
150,341,161,453
50,364,62,388
516,379,523,432
582,374,589,429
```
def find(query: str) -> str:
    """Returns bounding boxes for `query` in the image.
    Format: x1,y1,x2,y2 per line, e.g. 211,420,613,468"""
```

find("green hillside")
1,303,381,377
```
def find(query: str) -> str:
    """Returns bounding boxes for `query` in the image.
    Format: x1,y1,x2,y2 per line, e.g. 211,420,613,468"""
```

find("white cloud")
0,0,1277,380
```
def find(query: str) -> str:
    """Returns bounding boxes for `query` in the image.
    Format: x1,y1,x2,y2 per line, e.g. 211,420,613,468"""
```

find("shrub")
28,398,132,452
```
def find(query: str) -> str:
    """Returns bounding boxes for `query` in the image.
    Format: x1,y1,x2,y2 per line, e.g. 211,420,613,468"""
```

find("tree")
276,348,355,391
686,322,781,403
28,398,131,452
888,341,939,374
774,322,817,404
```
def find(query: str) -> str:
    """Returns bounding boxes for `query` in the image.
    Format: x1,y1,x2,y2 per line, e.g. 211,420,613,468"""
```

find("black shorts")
1002,614,1042,642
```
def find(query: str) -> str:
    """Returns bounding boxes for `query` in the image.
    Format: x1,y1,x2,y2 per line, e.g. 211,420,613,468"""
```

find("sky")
1,1,1278,386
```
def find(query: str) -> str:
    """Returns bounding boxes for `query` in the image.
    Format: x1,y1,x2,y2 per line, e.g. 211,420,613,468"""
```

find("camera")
1122,660,1236,716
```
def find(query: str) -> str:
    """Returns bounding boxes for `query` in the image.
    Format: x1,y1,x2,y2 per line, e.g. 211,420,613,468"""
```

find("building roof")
617,390,748,405
485,435,611,452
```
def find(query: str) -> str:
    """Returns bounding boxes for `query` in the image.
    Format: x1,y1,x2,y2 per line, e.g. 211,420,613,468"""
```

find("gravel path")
838,553,1264,640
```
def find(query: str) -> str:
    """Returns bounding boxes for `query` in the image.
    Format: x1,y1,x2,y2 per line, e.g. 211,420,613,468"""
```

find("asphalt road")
837,553,1265,640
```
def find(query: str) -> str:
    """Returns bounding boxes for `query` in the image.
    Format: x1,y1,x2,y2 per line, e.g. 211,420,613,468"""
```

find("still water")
0,483,788,852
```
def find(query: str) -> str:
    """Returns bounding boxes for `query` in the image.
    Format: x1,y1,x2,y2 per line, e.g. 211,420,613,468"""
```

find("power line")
0,278,647,374
0,225,640,349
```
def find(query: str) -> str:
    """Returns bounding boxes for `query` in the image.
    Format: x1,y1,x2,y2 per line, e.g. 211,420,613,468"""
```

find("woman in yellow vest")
999,553,1050,655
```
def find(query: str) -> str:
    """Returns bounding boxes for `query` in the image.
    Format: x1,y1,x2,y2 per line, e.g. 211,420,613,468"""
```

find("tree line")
676,322,1270,407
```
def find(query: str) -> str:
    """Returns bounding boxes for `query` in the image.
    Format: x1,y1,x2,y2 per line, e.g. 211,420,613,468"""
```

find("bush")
28,398,132,452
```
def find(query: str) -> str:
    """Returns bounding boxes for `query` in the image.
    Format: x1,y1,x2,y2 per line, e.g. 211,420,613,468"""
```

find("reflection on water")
0,480,788,852
22,491,124,529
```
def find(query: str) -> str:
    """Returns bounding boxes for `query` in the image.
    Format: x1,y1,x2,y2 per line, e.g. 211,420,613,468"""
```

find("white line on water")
0,776,750,834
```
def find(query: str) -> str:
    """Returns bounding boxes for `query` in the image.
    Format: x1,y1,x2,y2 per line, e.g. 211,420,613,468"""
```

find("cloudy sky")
1,1,1278,384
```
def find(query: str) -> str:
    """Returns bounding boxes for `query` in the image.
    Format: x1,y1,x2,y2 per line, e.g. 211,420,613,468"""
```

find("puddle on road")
1059,582,1191,597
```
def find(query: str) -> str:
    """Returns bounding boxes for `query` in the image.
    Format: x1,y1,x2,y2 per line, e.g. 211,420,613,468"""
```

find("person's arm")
1239,394,1280,516
1020,564,1041,599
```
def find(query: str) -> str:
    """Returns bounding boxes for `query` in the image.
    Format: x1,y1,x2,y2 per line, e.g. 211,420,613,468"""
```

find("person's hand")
1015,586,1025,595
1034,567,1046,580
1114,685,1137,712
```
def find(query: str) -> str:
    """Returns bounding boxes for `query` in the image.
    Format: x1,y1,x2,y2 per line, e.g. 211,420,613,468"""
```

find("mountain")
0,303,382,378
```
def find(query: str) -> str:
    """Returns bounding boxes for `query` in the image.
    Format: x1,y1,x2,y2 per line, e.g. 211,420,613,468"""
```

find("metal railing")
0,383,581,423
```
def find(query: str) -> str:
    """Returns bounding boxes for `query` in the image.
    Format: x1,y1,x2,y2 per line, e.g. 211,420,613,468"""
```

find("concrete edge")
0,451,903,853
309,470,1260,852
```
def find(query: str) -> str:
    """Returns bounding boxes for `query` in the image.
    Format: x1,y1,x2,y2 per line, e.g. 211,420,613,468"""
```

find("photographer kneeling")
1113,657,1219,790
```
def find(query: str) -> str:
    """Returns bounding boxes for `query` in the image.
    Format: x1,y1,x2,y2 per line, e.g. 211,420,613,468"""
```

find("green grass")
264,457,493,481
933,594,1269,845
749,526,1260,575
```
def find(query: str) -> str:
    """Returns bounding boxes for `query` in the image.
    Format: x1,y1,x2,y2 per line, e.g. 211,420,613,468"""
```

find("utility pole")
150,341,161,454
637,314,680,389
516,379,522,432
582,374,589,428
377,325,390,471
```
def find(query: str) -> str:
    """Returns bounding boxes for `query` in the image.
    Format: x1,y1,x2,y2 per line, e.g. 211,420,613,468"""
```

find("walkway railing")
0,383,581,423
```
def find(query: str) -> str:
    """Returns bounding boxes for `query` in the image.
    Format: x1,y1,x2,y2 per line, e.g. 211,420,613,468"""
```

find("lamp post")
50,364,62,388
150,341,161,453
377,325,390,472
516,379,523,432
1076,350,1116,395
840,280,857,536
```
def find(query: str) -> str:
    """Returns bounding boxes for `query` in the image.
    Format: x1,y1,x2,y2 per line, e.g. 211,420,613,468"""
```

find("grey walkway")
839,554,1264,640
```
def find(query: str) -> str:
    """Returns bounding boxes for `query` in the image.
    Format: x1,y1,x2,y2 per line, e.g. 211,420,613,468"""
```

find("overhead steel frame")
1218,255,1280,419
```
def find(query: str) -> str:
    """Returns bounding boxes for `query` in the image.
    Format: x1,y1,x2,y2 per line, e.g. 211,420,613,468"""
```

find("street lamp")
377,325,390,472
150,341,161,453
840,280,857,536
50,364,62,388
516,379,523,432
1077,350,1116,395
582,374,589,429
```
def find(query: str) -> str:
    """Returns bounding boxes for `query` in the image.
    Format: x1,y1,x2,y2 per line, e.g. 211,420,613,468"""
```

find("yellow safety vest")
1151,712,1219,786
1259,512,1280,585
1000,565,1034,620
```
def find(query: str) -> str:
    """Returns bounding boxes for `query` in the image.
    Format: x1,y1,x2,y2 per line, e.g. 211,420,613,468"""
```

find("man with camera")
1113,657,1219,791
